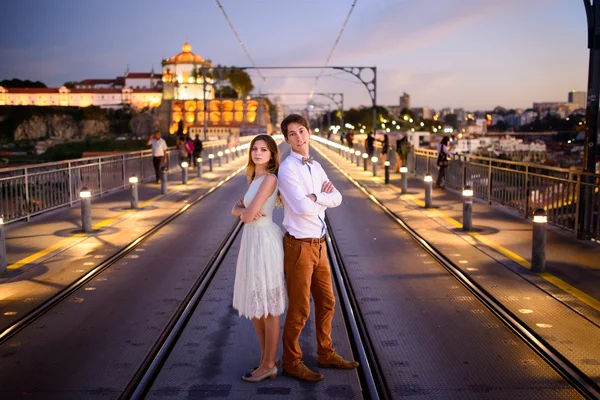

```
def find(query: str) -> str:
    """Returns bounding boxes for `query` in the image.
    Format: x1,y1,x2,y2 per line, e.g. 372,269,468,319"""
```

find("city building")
0,42,272,137
400,92,411,110
568,90,587,109
411,107,434,120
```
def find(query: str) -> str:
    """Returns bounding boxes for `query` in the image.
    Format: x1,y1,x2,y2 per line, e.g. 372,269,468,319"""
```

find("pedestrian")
193,134,203,167
379,134,389,164
231,134,287,382
395,134,409,173
436,136,453,188
346,130,354,149
177,137,188,166
146,131,168,183
185,136,195,165
365,131,375,157
278,113,359,383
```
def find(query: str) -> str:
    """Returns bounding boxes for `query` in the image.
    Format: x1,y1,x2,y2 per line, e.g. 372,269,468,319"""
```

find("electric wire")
214,0,267,84
309,0,358,99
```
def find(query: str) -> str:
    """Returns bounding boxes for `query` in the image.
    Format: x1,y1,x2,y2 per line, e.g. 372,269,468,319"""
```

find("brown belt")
285,232,326,244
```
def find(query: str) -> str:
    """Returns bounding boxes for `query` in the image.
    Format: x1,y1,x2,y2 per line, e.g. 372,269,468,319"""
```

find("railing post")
24,167,30,222
68,161,73,206
487,159,492,205
98,158,103,197
122,154,127,189
574,175,581,238
525,166,530,218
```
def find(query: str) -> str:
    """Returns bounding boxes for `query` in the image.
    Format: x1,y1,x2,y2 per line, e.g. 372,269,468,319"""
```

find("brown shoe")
318,353,359,369
282,362,324,382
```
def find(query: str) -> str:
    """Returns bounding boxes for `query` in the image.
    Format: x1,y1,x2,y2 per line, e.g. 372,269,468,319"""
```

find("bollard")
531,208,547,272
80,187,92,233
371,156,378,176
350,149,355,163
231,148,236,161
400,166,408,194
197,158,203,177
161,166,168,194
129,175,139,209
384,161,390,184
217,151,223,167
225,149,230,163
208,154,214,172
363,153,368,171
424,174,433,208
0,215,6,274
345,147,350,160
181,161,189,184
355,151,361,167
462,185,473,231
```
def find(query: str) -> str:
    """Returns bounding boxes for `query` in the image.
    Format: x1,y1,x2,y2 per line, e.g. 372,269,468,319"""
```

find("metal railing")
0,137,253,224
408,148,600,240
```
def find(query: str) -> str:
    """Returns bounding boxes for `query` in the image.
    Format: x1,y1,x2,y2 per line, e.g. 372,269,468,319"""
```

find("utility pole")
202,67,208,142
580,0,599,238
584,0,599,176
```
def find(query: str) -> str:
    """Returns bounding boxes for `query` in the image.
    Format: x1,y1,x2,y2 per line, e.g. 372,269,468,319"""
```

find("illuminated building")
0,42,271,137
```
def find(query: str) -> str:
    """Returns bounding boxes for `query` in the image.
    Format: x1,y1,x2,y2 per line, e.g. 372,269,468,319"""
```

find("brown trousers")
282,233,336,368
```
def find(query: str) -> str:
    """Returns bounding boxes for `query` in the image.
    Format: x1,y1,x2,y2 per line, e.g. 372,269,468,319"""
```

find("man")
278,114,359,383
146,131,168,183
193,134,203,167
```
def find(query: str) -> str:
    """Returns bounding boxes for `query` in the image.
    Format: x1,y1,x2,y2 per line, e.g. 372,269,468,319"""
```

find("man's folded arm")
278,167,325,215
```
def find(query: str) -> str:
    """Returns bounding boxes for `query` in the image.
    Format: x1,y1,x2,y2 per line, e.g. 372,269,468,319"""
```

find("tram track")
0,165,246,347
314,141,600,400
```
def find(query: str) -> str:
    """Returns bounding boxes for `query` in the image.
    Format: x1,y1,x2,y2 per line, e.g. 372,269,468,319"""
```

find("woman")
436,136,452,188
231,134,287,382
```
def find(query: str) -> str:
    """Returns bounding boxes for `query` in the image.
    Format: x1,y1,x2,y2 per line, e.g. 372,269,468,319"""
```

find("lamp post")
462,185,473,231
400,166,408,194
197,157,203,177
80,187,92,233
181,161,189,184
217,151,223,167
355,150,361,167
208,154,214,171
424,174,433,208
224,149,230,163
350,149,355,163
129,175,139,209
384,161,390,184
371,156,378,176
531,208,548,272
362,152,368,171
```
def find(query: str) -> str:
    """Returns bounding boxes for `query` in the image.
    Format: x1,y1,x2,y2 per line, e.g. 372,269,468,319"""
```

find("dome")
163,42,205,65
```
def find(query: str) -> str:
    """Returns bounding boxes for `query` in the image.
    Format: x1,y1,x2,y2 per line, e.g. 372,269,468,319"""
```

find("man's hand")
321,181,334,194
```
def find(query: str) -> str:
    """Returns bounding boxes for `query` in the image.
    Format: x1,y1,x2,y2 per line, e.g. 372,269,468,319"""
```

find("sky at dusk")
0,0,589,111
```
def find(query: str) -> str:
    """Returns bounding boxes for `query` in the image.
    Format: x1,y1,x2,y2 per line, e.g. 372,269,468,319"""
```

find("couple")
231,114,359,383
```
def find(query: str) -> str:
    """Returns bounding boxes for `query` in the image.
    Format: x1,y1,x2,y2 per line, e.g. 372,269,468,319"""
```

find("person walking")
365,131,375,157
278,114,359,383
379,134,389,164
146,131,168,183
193,134,203,167
185,136,195,165
231,134,287,382
435,136,453,188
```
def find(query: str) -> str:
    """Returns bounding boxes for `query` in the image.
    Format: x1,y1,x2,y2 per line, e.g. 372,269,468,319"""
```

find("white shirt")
278,150,342,239
151,138,168,157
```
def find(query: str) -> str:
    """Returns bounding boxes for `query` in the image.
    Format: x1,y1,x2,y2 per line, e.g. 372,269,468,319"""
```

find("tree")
63,81,77,89
443,113,458,129
227,67,254,99
0,78,47,88
216,85,238,98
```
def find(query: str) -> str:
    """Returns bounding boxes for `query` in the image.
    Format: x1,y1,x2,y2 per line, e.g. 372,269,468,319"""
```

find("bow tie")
302,156,314,165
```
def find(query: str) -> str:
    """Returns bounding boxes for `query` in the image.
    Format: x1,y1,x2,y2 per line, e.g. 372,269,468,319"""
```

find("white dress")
233,175,287,319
